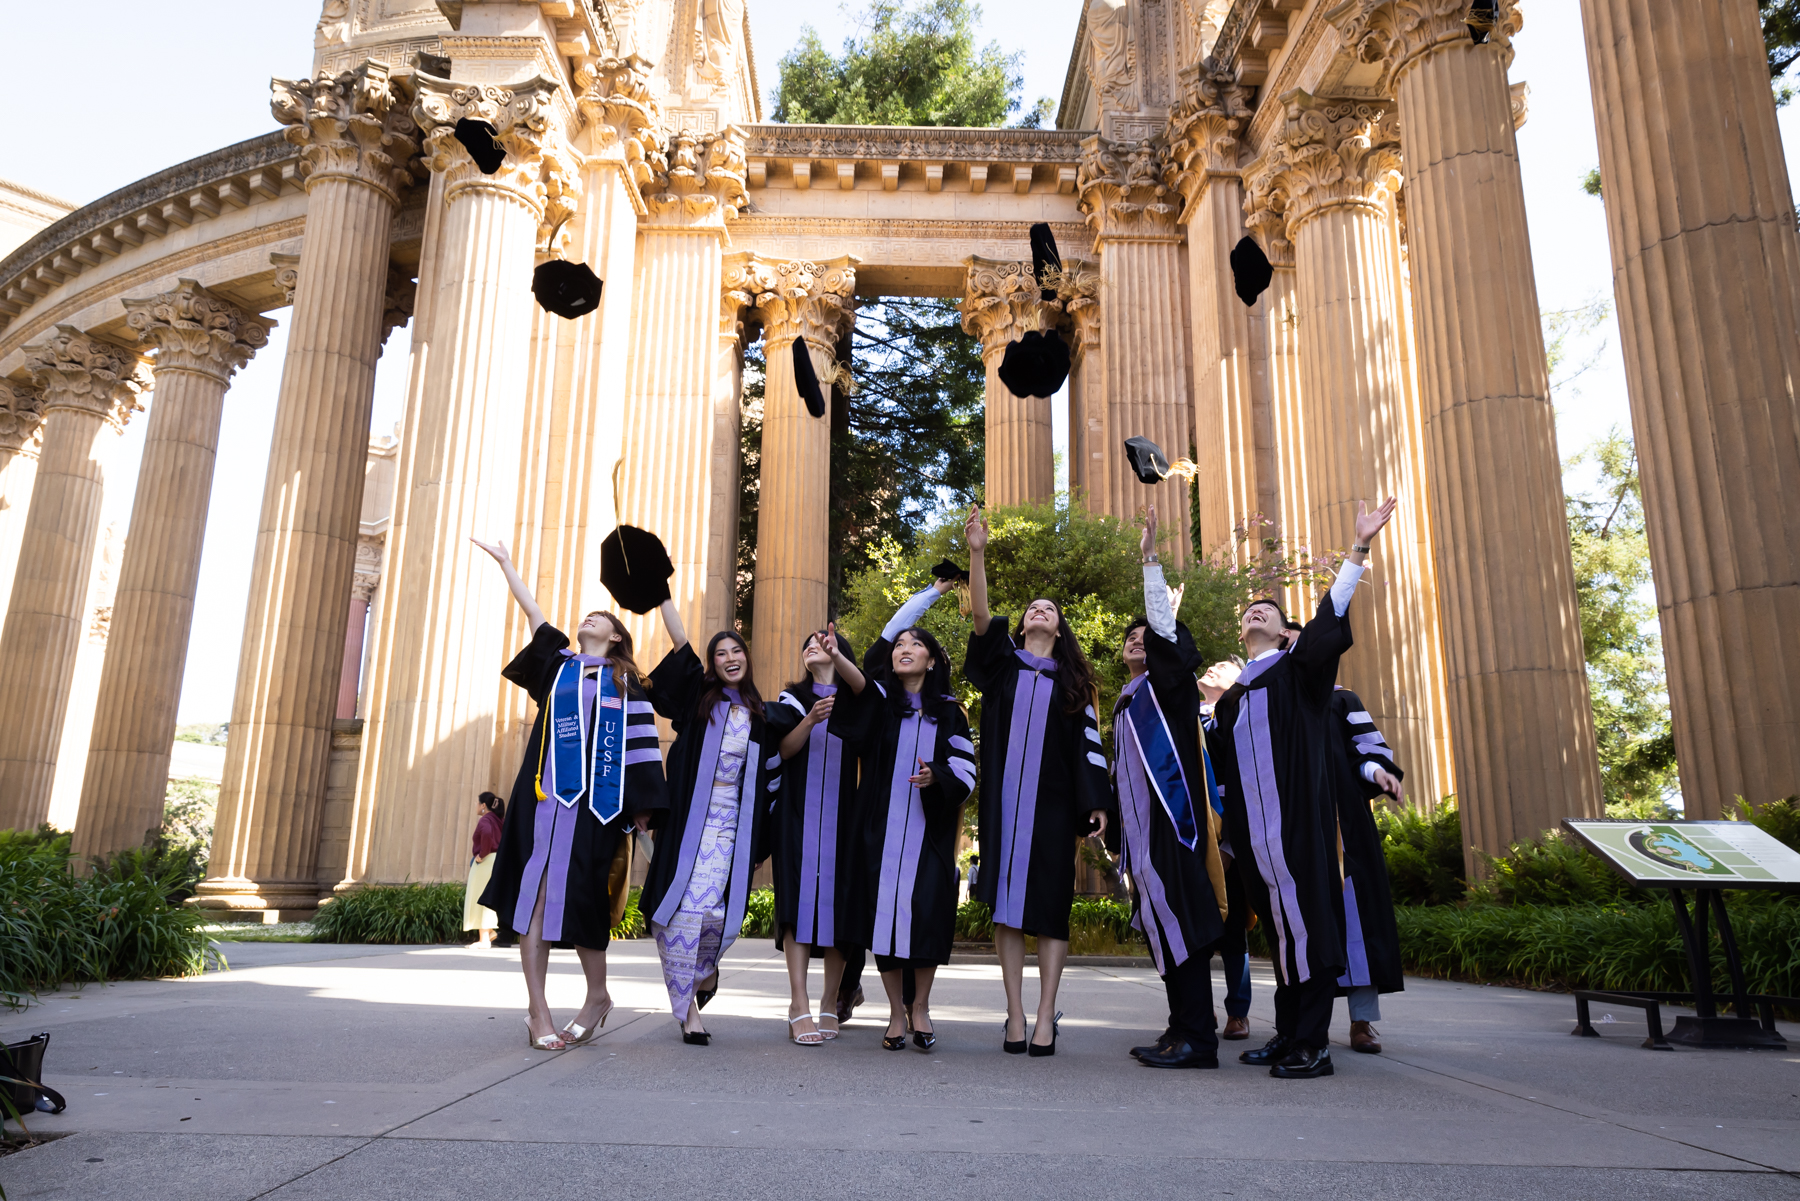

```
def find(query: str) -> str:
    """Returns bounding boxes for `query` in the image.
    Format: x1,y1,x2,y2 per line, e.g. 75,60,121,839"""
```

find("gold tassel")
953,580,972,617
828,362,858,396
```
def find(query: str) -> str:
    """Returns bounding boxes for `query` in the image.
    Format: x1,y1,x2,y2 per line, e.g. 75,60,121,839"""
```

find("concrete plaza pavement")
3,938,1797,1199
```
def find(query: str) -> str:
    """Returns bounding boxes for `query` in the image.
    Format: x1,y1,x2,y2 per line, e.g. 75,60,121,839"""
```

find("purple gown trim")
872,697,938,958
1337,875,1369,987
1234,688,1311,983
649,694,762,952
515,655,607,941
1114,683,1189,975
993,650,1056,929
798,683,841,945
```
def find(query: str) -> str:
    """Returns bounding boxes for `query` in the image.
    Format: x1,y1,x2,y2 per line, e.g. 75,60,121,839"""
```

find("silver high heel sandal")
524,1018,566,1051
561,1000,613,1046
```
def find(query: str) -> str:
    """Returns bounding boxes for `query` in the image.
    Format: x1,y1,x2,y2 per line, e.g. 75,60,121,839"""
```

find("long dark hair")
697,629,764,722
872,625,958,720
1013,598,1099,714
784,628,856,698
585,609,643,695
478,790,505,820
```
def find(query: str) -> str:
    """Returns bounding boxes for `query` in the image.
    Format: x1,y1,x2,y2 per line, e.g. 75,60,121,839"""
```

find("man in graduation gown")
1115,505,1228,1068
1207,496,1397,1079
1328,684,1405,1053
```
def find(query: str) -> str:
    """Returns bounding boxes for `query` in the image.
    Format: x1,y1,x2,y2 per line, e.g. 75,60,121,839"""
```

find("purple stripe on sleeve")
623,746,662,766
649,702,730,930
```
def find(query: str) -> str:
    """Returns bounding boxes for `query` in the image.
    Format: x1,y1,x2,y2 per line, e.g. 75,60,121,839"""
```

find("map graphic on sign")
1562,819,1800,888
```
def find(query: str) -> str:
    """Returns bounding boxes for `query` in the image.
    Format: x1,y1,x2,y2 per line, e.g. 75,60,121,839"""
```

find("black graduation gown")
479,622,668,949
1111,620,1227,973
829,665,976,967
963,620,1111,940
638,643,781,946
1331,686,1405,996
767,680,862,951
1206,589,1352,988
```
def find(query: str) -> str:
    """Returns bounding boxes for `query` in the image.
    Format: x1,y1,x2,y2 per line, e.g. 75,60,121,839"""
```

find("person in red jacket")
464,792,505,947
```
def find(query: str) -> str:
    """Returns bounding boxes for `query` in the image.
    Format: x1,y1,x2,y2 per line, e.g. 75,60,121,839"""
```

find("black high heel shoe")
1027,1011,1062,1057
1002,1017,1027,1055
910,1004,935,1052
883,1018,907,1052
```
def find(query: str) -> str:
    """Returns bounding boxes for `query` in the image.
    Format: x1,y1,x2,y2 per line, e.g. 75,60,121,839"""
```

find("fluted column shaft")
1389,32,1602,849
962,258,1057,506
0,330,146,830
1263,266,1309,573
0,382,46,636
1579,0,1800,813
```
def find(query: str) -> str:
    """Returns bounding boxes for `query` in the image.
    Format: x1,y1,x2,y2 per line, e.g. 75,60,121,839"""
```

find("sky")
5,0,1800,722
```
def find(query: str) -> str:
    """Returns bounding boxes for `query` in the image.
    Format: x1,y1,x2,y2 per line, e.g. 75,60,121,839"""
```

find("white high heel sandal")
788,1013,825,1046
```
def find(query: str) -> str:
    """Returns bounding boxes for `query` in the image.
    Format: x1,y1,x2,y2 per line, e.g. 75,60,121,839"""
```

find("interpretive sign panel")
1562,819,1800,889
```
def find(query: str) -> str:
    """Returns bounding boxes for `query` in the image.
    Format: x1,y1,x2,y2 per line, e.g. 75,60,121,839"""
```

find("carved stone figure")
315,0,351,48
694,0,744,90
1087,0,1140,112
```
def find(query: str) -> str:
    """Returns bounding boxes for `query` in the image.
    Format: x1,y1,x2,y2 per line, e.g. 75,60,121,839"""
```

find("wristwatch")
1352,543,1371,554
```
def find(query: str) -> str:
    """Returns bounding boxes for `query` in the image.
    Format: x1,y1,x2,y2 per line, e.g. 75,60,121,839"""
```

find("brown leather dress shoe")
1222,1017,1250,1041
1350,1020,1382,1054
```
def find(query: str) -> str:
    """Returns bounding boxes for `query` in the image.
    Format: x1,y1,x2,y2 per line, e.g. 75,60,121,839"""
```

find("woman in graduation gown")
961,505,1111,1055
472,538,668,1052
766,626,867,1045
640,600,782,1045
830,585,977,1052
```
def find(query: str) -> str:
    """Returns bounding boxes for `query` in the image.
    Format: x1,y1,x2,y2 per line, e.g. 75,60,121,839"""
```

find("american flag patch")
601,695,623,709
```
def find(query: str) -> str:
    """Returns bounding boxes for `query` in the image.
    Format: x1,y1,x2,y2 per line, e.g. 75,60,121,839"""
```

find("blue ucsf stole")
1125,678,1220,851
536,653,625,823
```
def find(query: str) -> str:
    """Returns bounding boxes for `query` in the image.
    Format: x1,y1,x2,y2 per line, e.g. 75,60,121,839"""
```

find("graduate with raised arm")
962,504,1111,1055
830,581,977,1053
1207,495,1398,1080
471,537,667,1052
766,624,866,1045
640,602,782,1045
1113,504,1229,1069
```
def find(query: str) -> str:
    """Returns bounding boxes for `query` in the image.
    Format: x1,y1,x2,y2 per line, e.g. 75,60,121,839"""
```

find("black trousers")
1162,952,1219,1052
1273,973,1335,1050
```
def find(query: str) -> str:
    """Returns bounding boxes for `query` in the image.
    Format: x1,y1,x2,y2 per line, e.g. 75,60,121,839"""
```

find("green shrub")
1732,796,1800,852
1474,831,1643,908
312,883,465,944
739,887,776,938
956,899,994,941
1,827,218,1010
612,886,645,939
1378,799,1467,906
1067,896,1144,954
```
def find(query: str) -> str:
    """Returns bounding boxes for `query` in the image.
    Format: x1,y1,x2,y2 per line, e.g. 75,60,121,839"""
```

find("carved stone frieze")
642,128,748,230
121,278,275,384
271,57,422,205
720,253,856,354
0,379,46,459
1325,0,1522,87
414,72,581,246
1077,136,1182,240
740,125,1085,164
575,54,662,184
23,326,152,432
1243,91,1403,246
1168,66,1253,206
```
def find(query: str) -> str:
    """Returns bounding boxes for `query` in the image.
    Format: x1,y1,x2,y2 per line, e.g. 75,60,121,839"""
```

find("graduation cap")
599,524,674,614
453,118,507,174
532,259,603,320
1229,237,1273,307
1123,435,1201,486
998,328,1071,400
792,337,826,418
929,558,970,584
1029,222,1063,301
1467,0,1496,43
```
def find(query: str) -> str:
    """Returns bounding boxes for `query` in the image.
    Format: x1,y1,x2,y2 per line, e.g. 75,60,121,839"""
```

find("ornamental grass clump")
739,888,777,938
311,882,465,944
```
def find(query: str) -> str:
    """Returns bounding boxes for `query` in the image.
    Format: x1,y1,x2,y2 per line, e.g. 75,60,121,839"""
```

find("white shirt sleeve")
882,585,945,641
1328,560,1366,617
1143,563,1175,641
1360,760,1381,783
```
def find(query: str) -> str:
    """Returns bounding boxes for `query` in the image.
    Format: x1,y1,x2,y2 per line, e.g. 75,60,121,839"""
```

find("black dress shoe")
1137,1040,1220,1069
1239,1034,1294,1065
1270,1045,1333,1078
1130,1033,1174,1060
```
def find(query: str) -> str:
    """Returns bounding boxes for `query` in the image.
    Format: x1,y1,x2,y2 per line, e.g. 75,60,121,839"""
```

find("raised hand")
1140,505,1158,562
964,504,988,554
1353,496,1398,547
470,535,511,564
807,695,835,725
908,757,936,789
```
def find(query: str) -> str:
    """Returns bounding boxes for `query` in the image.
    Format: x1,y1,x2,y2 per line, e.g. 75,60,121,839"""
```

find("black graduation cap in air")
1467,0,1496,44
532,259,604,320
1229,236,1273,307
998,328,1071,400
792,337,826,419
1123,435,1174,485
454,118,507,175
1029,222,1063,301
929,558,970,585
599,525,674,615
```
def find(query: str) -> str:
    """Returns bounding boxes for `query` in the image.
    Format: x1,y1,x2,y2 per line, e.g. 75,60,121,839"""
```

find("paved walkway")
3,939,1797,1199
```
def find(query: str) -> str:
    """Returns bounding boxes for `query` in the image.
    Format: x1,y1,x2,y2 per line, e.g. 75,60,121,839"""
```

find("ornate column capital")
414,73,582,245
270,252,301,304
353,533,385,603
1077,136,1182,242
1167,67,1253,210
1060,261,1102,364
575,55,662,180
960,259,1059,361
24,326,151,433
642,128,749,234
121,279,275,385
1244,91,1403,245
722,253,857,355
1325,0,1522,84
271,57,422,206
0,379,45,459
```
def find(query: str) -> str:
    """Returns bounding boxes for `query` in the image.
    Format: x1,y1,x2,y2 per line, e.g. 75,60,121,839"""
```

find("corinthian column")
74,283,274,859
1170,68,1270,560
961,258,1058,506
1577,0,1800,813
0,328,148,830
731,254,858,686
358,71,578,888
0,381,46,631
1245,91,1443,806
1329,0,1602,850
198,59,420,916
1077,137,1193,564
618,129,749,665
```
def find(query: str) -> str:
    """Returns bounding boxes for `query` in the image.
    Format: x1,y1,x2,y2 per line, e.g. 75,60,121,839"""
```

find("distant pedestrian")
464,792,505,947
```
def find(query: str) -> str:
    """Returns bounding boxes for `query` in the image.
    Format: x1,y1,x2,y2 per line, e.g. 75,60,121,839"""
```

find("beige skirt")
464,854,498,931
